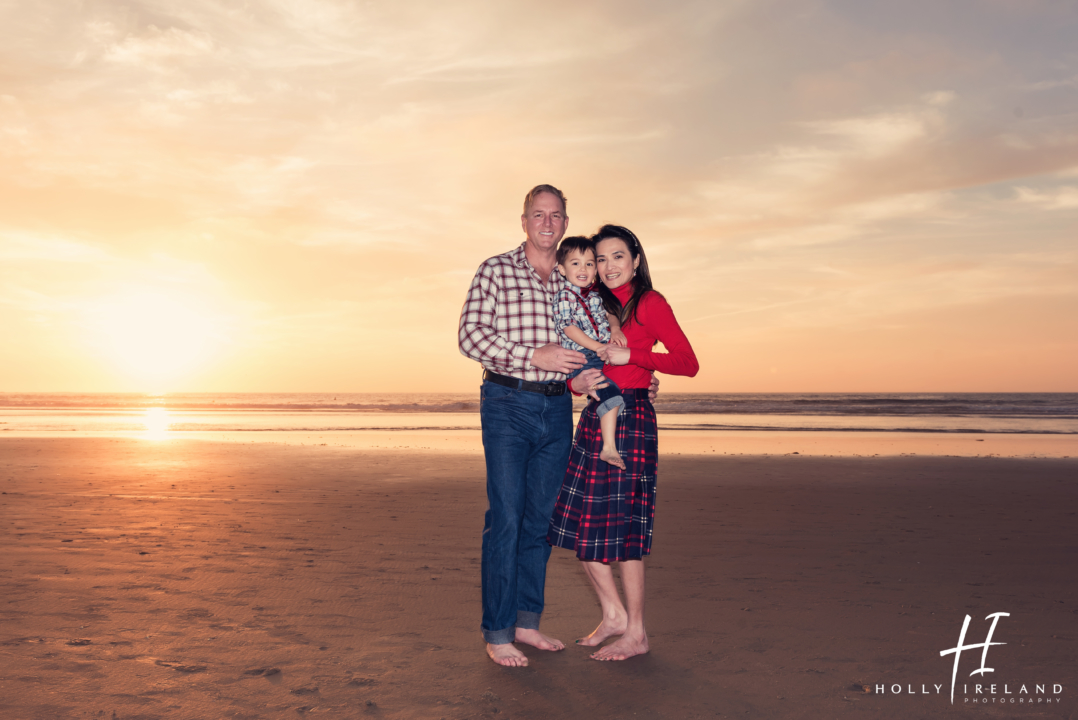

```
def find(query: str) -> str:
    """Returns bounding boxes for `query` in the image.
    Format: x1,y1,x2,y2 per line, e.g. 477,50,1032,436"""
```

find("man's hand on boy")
587,374,608,402
571,368,607,398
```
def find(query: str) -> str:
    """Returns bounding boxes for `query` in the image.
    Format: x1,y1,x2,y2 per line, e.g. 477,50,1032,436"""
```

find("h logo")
939,612,1010,704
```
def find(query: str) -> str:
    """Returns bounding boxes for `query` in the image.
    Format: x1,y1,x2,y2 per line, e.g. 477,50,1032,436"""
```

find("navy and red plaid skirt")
547,389,659,563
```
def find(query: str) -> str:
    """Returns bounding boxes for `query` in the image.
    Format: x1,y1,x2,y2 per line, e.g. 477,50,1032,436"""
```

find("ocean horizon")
2,392,1076,436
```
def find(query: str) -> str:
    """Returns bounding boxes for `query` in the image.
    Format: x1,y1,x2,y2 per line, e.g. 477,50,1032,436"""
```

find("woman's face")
595,237,640,290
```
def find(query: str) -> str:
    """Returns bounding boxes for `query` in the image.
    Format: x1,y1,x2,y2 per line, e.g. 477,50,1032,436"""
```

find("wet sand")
1,437,1075,719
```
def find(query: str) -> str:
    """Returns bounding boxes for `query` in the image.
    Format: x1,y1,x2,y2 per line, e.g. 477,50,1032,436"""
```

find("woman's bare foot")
514,628,565,652
599,446,626,470
590,632,649,661
576,616,627,647
487,642,528,667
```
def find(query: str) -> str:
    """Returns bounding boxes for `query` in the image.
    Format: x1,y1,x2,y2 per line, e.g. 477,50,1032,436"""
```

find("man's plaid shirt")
458,242,568,383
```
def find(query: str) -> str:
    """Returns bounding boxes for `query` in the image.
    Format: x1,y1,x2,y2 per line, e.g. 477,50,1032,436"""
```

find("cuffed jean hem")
596,395,625,418
515,610,541,631
483,626,517,645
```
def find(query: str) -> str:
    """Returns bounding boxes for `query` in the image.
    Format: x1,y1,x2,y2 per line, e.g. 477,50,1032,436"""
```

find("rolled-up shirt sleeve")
458,262,535,375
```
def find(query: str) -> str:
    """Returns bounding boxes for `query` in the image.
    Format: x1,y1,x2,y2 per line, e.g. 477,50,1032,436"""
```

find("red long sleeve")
603,286,699,390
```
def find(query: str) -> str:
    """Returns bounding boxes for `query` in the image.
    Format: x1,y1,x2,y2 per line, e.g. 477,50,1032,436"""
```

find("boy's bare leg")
598,406,626,469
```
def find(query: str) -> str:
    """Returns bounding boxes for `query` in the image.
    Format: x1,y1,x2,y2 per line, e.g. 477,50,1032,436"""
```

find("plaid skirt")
547,389,658,563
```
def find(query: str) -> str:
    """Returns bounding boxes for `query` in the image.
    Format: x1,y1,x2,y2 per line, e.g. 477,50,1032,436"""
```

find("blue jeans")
479,379,572,644
567,352,625,417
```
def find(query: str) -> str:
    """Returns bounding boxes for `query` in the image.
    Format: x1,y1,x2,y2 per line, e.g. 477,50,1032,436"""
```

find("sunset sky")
2,1,1076,393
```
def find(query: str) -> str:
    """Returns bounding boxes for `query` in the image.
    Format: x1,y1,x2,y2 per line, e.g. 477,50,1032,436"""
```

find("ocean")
1,393,1076,437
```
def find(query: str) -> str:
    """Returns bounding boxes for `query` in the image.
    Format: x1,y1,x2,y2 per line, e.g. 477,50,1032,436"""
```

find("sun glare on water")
143,407,172,440
83,288,229,390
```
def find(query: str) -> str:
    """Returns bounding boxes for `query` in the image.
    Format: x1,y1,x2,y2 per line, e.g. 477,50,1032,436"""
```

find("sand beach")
1,433,1075,719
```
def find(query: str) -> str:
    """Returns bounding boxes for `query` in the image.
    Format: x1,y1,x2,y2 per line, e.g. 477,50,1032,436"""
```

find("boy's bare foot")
487,642,528,667
576,616,627,647
590,633,649,661
514,628,565,651
600,446,626,470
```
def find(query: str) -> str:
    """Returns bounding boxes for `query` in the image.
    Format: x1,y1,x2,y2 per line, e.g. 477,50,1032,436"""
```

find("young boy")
552,236,628,470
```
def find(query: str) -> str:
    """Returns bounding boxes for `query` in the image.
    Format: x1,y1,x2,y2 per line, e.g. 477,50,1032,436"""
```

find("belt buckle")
546,382,562,396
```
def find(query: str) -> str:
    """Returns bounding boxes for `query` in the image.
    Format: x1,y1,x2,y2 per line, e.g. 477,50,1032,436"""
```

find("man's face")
521,192,568,251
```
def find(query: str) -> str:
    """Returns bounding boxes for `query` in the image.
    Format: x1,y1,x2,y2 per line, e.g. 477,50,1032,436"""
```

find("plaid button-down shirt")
458,242,568,383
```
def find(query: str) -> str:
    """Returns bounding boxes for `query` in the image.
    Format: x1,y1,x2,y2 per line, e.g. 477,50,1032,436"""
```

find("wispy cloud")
0,0,1075,390
1014,185,1078,209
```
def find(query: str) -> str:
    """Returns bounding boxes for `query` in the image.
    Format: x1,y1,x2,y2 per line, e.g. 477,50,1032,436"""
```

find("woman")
547,224,699,661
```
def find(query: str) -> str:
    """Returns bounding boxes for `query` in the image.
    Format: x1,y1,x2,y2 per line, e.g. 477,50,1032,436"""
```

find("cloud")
103,25,215,64
1014,185,1078,209
0,231,109,263
804,110,935,157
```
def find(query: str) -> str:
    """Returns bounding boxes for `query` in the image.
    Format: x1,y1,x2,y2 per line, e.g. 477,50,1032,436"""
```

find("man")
458,184,603,667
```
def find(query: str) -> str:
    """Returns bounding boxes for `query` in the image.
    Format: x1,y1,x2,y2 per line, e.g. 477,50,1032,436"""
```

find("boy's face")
557,249,597,288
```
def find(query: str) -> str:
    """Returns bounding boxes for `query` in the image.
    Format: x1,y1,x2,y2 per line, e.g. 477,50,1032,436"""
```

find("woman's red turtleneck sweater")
602,282,699,390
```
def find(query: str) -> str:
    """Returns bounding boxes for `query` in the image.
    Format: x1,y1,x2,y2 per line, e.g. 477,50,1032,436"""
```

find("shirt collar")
569,282,598,297
513,241,564,288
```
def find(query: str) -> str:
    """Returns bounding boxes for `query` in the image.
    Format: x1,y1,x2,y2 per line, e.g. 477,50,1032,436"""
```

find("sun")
82,288,229,390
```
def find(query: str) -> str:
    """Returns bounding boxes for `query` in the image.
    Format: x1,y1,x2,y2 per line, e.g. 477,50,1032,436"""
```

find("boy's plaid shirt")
458,242,568,383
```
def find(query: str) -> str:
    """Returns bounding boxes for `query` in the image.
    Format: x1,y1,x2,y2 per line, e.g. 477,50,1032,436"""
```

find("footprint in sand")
153,659,207,673
347,677,377,687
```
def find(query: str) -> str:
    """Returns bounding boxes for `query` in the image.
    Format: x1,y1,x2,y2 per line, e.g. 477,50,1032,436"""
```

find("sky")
1,0,1076,393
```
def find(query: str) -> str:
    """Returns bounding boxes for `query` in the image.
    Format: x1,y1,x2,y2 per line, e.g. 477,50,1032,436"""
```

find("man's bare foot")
576,616,627,647
599,446,626,470
487,642,528,667
590,633,649,661
514,628,565,652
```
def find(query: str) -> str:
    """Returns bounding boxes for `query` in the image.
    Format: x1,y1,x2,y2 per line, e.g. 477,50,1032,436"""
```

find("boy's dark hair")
556,236,594,265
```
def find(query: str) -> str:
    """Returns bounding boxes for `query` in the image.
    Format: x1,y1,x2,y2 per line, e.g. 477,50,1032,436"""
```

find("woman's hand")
571,368,608,400
603,345,631,366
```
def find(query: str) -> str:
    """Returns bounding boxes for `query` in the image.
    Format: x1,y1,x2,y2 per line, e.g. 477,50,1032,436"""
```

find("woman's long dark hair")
592,224,660,328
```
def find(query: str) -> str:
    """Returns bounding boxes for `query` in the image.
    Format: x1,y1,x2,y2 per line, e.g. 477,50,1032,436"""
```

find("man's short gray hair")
523,184,567,214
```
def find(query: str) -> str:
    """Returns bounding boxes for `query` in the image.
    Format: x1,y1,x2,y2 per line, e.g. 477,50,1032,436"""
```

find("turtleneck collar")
610,281,634,302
